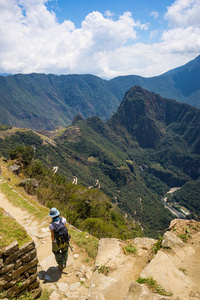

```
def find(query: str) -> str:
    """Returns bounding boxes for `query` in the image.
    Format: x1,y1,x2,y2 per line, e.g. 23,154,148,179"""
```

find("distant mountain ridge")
0,55,200,130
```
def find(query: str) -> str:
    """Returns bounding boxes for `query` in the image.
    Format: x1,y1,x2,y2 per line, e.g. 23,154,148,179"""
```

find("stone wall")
0,240,42,299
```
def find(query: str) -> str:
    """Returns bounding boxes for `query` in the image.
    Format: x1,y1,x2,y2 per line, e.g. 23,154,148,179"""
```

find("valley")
162,187,186,219
0,84,199,239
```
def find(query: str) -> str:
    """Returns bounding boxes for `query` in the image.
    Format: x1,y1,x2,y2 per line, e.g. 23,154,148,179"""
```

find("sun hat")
49,207,60,218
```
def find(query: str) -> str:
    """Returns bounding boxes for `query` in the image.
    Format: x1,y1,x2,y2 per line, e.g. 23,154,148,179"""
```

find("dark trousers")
52,242,69,266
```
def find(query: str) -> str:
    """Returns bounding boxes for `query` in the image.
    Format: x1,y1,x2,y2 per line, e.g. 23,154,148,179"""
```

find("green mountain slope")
0,87,199,237
0,73,119,130
0,55,200,130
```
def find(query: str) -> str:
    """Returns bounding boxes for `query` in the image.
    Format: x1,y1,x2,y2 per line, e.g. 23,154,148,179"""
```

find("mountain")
109,55,200,109
0,73,120,130
0,55,200,130
0,86,199,237
108,85,200,153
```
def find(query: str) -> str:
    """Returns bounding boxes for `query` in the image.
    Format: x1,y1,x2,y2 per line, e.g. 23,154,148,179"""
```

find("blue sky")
49,0,172,29
0,0,200,78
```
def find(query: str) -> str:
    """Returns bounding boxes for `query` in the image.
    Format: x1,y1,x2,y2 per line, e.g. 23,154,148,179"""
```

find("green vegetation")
97,265,110,275
137,277,173,296
0,83,199,238
0,173,98,260
171,179,200,220
0,207,31,248
151,236,163,254
0,57,200,132
123,242,137,255
9,145,34,166
178,231,191,243
1,145,143,241
0,182,48,220
0,124,12,131
69,230,98,259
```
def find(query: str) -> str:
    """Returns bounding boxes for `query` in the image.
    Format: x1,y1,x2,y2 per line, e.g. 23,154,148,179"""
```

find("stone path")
0,180,94,300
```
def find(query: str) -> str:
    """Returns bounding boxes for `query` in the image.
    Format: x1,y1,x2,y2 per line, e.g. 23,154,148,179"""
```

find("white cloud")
104,10,115,18
165,0,200,27
0,2,146,75
149,10,159,19
81,11,138,50
161,27,200,53
0,0,199,78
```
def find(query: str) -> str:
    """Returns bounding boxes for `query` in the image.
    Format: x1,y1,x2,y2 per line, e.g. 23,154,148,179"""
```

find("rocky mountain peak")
108,86,167,148
108,85,200,149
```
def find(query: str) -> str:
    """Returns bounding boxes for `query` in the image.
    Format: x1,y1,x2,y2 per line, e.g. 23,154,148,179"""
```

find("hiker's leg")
61,244,69,266
52,243,63,267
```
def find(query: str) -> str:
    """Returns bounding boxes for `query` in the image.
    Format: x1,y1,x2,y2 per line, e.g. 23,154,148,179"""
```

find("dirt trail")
0,187,94,299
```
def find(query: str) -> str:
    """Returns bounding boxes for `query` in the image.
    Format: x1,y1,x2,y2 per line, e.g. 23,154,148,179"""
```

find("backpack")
51,217,70,245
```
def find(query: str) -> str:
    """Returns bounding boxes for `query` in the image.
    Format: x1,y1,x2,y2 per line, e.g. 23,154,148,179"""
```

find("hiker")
49,207,69,270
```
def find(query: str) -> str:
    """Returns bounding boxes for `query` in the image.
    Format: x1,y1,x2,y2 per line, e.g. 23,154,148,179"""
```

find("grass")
178,232,191,243
137,277,173,297
151,236,163,254
0,159,49,220
69,228,99,259
0,181,48,220
0,207,31,249
97,265,110,275
123,242,137,255
0,160,99,260
177,226,191,243
0,127,29,140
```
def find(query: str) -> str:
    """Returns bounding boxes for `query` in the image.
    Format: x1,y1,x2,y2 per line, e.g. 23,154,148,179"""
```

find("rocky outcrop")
88,220,200,300
0,240,41,299
9,164,21,175
87,237,156,299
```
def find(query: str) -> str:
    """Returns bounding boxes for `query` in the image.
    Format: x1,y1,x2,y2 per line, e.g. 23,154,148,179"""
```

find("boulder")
19,178,38,188
124,282,153,300
133,237,157,250
140,251,191,299
9,164,21,175
95,238,122,268
162,231,184,248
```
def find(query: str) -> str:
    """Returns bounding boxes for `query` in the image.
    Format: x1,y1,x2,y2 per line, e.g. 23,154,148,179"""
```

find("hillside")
0,55,200,130
0,86,199,238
